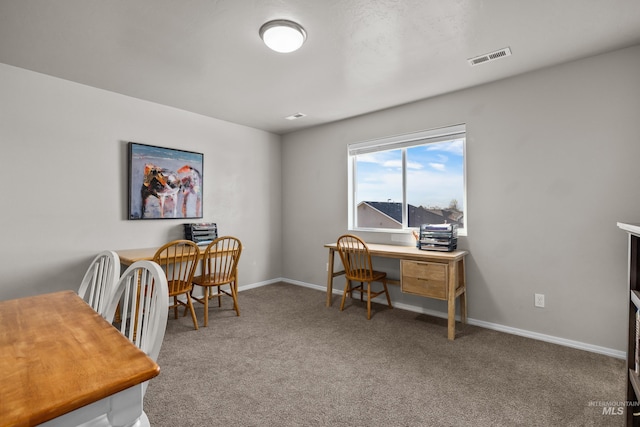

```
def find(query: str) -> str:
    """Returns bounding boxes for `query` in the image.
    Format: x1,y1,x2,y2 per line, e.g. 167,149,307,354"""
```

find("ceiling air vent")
468,47,512,66
284,112,307,120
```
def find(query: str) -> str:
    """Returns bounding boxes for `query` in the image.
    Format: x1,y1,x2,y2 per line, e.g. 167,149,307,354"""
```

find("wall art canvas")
128,142,203,220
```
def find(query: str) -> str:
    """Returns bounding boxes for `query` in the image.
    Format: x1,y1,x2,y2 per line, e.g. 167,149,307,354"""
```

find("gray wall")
2,44,639,355
0,63,282,300
281,45,640,354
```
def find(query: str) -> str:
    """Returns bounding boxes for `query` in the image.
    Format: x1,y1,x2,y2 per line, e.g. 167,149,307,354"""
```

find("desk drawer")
401,260,448,299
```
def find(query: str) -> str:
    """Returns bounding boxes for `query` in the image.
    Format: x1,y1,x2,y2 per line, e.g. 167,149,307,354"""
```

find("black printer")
183,222,218,246
418,223,457,252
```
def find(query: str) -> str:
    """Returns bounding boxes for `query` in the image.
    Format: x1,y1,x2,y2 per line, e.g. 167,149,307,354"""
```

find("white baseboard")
273,278,625,360
237,278,283,292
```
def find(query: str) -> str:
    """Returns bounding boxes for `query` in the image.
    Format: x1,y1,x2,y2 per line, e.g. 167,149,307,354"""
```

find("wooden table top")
116,246,207,266
324,242,468,262
0,291,159,427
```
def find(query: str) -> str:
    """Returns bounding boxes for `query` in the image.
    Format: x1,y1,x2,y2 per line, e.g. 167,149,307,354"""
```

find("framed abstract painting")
128,142,203,220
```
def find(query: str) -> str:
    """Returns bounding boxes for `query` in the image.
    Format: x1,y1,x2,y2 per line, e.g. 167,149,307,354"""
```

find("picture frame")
128,142,203,220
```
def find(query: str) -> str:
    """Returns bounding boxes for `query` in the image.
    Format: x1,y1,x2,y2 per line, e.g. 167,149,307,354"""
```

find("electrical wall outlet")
534,293,545,308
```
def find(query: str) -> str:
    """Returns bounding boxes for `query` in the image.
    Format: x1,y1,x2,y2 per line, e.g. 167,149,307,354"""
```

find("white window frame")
347,124,467,236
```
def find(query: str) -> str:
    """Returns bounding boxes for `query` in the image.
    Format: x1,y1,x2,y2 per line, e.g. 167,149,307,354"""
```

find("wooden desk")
325,243,468,340
0,291,159,427
116,246,206,266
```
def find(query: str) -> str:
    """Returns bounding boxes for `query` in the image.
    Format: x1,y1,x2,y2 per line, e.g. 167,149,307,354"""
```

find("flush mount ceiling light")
259,19,306,53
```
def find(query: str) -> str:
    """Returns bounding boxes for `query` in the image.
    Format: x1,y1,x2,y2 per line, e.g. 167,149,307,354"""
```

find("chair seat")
346,269,387,282
167,280,193,297
192,274,206,285
192,273,233,287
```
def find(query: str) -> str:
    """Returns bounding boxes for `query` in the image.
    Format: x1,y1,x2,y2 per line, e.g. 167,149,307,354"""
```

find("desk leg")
326,249,335,307
447,261,457,340
459,258,467,324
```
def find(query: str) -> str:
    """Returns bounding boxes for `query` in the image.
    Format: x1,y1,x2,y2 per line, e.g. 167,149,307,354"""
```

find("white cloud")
429,162,446,171
377,159,423,170
357,153,384,164
426,139,464,156
383,159,402,168
407,160,423,170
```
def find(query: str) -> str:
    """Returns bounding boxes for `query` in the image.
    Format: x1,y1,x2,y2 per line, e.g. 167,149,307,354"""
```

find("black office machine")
418,223,458,252
184,222,218,246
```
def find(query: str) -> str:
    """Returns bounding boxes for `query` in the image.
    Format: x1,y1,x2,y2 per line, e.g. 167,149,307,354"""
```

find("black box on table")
184,223,217,245
419,223,457,252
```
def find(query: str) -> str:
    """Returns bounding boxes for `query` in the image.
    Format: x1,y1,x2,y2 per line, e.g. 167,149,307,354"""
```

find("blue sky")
355,138,465,209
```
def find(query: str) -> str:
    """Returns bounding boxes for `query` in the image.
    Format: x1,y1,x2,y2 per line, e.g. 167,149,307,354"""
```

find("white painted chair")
104,260,169,427
42,261,168,427
105,260,169,371
77,250,120,318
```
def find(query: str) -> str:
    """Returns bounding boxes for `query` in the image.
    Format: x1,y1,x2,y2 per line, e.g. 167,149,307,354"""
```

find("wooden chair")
77,250,120,318
191,236,242,327
336,234,393,319
153,240,200,330
104,260,168,426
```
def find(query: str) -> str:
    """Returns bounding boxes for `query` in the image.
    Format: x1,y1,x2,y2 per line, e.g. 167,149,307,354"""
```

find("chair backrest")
336,234,375,281
202,236,242,285
105,260,169,363
77,250,120,317
153,240,200,297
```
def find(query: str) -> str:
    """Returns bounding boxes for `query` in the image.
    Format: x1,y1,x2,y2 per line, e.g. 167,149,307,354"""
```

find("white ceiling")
1,0,639,135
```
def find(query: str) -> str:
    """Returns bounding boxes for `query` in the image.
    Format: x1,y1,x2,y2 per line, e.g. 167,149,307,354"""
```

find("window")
348,124,466,235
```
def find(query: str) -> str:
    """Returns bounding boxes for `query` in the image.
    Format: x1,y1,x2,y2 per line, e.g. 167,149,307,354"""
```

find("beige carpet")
144,282,625,426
